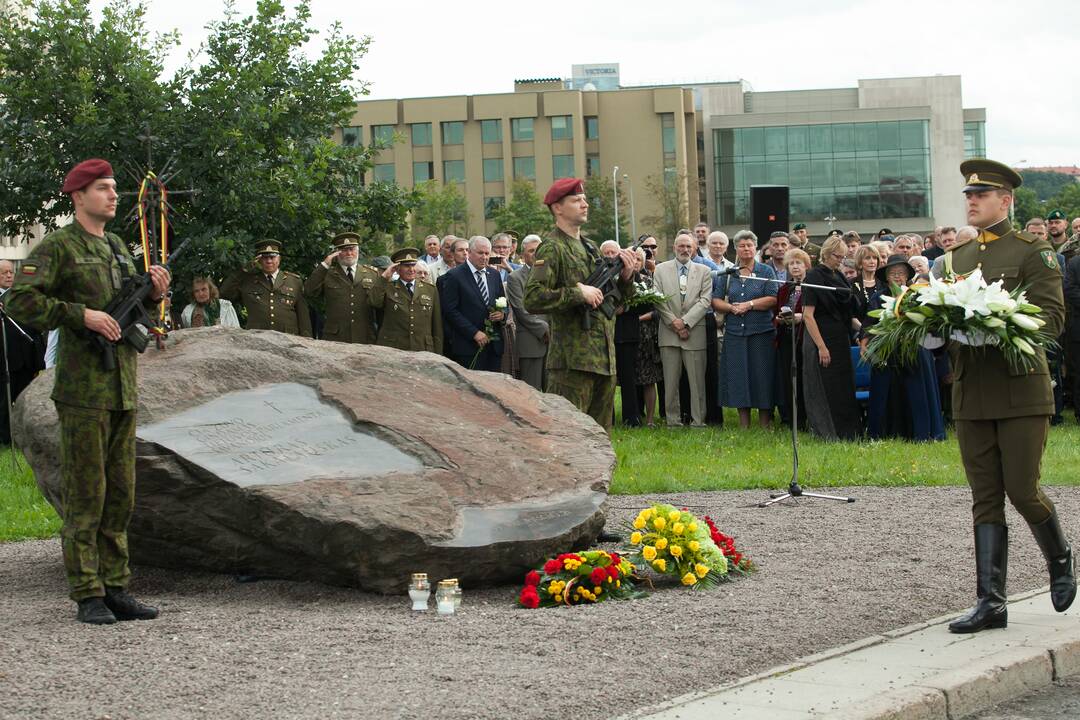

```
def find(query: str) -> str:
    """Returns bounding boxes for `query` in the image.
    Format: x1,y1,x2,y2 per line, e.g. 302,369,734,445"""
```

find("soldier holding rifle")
6,159,170,625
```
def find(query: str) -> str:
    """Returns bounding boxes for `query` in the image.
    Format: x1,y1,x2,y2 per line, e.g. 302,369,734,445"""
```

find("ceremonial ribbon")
136,171,170,335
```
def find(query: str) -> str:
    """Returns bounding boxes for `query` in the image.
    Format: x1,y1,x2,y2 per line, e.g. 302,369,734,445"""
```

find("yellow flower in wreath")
670,544,683,558
642,545,657,561
688,540,700,553
554,594,563,603
695,563,710,578
641,508,654,521
652,558,667,572
653,516,667,531
655,537,668,550
668,510,681,522
682,572,698,586
687,522,698,533
672,522,685,536
633,516,646,530
630,531,643,545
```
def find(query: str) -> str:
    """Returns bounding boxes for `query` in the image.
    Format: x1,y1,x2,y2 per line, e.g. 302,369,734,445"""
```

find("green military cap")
254,239,283,257
960,159,1023,193
1047,209,1067,221
371,255,392,270
390,247,420,265
332,232,361,249
792,223,807,231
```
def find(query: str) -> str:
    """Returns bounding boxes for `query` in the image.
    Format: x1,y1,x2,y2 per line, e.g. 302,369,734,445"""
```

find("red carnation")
524,570,541,586
606,565,620,580
589,567,608,585
608,552,620,564
519,587,540,608
544,559,562,575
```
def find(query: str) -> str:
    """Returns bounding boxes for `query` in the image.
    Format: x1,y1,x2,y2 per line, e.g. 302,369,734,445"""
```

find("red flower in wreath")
589,567,608,585
519,587,540,609
606,565,620,580
543,559,562,575
524,570,541,587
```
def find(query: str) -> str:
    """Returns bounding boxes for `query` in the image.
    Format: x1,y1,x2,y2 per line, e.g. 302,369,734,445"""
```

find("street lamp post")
612,165,620,246
824,214,837,233
623,172,637,240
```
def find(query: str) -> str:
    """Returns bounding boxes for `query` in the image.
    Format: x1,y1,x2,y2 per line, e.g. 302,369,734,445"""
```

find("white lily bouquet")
864,269,1056,371
624,279,669,309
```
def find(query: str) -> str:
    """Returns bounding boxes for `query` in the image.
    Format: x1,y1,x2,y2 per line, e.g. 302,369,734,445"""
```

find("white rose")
495,297,507,310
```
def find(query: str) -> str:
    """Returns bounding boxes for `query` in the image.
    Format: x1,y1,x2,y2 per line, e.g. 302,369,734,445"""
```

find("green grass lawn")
3,413,1079,541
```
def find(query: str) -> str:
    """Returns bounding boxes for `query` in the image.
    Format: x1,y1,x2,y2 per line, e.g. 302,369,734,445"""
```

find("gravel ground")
4,485,1080,720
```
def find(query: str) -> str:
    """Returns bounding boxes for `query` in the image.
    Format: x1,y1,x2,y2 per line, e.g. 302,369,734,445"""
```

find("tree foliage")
1021,171,1076,203
1013,180,1080,229
580,175,629,245
411,180,470,240
489,180,551,239
0,0,413,300
642,171,693,243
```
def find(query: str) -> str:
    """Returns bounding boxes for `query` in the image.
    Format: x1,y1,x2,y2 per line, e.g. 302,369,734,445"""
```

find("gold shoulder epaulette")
1016,230,1037,244
949,237,974,251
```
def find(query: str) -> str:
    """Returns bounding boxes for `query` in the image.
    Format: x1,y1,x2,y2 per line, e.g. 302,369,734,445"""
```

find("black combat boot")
1028,510,1076,612
949,524,1008,634
76,597,117,625
104,587,159,621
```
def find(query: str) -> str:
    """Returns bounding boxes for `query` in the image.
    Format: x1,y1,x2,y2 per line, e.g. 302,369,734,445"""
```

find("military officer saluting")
303,232,378,343
943,159,1074,634
370,248,443,353
220,239,312,337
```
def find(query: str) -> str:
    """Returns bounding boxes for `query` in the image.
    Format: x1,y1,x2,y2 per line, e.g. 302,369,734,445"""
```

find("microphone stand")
720,270,854,508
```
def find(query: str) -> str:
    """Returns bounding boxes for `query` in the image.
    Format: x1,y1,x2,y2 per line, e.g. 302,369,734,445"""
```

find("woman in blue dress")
712,230,777,428
859,254,946,441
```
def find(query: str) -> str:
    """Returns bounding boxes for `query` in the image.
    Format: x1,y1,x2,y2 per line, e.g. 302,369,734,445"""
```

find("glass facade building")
713,120,932,225
964,121,986,159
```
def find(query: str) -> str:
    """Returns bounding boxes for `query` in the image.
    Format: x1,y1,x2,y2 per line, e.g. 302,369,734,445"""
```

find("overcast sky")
97,0,1077,168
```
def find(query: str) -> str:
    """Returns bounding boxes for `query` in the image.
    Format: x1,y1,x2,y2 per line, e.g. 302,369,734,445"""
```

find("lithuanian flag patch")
21,264,37,276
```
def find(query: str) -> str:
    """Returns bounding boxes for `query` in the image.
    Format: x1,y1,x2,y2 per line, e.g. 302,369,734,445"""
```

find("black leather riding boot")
949,524,1008,634
1029,510,1077,612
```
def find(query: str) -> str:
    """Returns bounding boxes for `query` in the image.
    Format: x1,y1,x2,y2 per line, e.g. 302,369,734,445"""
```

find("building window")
551,115,573,140
411,123,432,147
483,158,504,182
963,121,986,159
553,154,574,179
342,126,362,147
511,118,534,141
661,113,676,172
513,156,535,180
441,121,464,146
712,120,933,225
373,163,396,183
481,119,502,143
585,116,599,140
484,196,505,219
443,160,465,183
413,161,433,184
372,125,395,146
586,154,600,177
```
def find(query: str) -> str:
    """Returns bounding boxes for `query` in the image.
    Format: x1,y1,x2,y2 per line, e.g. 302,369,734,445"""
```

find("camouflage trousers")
546,369,616,433
56,402,136,601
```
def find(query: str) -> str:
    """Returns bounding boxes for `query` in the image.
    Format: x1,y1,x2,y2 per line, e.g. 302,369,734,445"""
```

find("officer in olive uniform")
220,240,312,337
303,232,378,343
942,159,1075,634
791,223,821,264
523,178,637,432
5,159,167,624
370,248,443,352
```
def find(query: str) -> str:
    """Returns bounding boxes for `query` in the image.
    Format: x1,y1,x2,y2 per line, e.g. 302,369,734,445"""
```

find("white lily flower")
1010,313,1043,331
1013,336,1035,355
916,273,952,307
983,281,1017,314
904,311,926,325
945,272,991,318
879,294,898,316
982,317,1006,328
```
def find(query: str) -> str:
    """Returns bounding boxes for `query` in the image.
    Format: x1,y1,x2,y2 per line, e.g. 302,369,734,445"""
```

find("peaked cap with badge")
254,239,283,257
219,239,311,337
391,247,420,265
333,232,361,249
303,232,378,344
960,159,1023,193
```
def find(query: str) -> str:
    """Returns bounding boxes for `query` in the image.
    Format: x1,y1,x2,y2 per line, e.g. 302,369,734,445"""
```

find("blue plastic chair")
852,346,871,405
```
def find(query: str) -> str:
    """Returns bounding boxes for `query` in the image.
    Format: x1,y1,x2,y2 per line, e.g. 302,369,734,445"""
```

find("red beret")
543,177,586,206
61,158,114,194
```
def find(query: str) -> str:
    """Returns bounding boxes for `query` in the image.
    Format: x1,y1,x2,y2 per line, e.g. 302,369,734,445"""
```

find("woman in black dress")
634,240,663,427
850,245,880,328
801,236,862,440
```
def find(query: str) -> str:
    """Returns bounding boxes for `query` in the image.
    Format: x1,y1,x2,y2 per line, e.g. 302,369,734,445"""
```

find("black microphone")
711,265,741,277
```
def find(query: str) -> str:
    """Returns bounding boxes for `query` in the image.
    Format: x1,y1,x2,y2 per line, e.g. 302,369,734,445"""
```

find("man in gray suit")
653,232,713,427
506,235,549,391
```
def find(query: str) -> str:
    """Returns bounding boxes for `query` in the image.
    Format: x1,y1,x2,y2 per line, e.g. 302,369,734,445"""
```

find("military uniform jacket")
370,276,443,353
220,269,312,337
523,227,633,375
4,220,143,410
303,262,378,343
945,218,1065,420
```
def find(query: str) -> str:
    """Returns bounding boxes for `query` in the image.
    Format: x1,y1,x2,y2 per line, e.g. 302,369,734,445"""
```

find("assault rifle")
581,234,646,329
91,237,192,370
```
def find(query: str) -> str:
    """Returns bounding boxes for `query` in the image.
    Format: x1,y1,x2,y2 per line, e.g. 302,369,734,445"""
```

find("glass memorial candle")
436,580,456,615
408,573,430,611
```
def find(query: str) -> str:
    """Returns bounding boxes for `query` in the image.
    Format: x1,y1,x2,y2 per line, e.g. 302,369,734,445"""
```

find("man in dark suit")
506,235,548,390
438,235,506,372
0,259,46,444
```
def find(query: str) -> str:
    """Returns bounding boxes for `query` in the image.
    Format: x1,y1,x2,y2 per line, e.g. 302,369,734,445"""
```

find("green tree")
642,171,693,243
1047,182,1080,223
1021,171,1076,202
580,175,629,245
411,180,470,240
490,180,551,239
1013,187,1043,228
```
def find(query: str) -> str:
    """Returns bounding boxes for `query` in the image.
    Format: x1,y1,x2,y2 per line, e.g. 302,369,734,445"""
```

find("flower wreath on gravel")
517,550,641,609
628,504,754,588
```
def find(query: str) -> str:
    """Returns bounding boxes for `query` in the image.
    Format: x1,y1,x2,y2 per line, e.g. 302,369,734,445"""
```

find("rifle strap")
104,234,132,291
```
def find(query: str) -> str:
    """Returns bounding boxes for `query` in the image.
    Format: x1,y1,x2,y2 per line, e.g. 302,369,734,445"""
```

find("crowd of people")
145,206,1080,444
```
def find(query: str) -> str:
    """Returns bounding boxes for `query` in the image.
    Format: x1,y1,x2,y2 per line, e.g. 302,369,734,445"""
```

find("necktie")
406,281,414,297
346,266,354,283
679,265,688,277
265,274,274,285
476,270,489,305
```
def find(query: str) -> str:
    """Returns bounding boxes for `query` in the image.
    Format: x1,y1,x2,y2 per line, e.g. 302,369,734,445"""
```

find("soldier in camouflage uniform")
523,178,637,432
303,232,378,343
220,240,312,337
5,159,169,624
